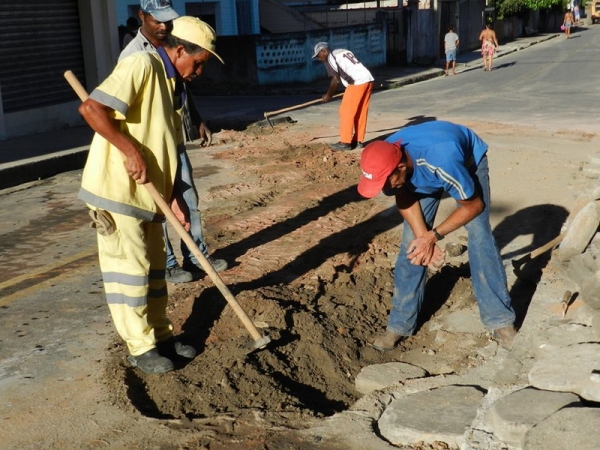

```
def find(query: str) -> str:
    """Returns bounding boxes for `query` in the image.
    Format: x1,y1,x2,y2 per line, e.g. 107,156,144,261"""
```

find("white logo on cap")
362,170,373,180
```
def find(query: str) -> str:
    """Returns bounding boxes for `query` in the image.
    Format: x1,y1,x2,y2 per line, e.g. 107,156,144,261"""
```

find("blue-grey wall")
254,24,386,85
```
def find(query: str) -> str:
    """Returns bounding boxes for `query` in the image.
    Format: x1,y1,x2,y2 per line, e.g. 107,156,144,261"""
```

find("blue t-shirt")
385,121,488,201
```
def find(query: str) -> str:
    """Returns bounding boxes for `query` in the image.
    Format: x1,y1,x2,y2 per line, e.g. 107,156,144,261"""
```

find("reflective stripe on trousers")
95,210,173,356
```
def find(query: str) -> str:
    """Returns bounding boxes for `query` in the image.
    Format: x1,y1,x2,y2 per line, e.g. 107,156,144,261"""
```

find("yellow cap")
171,16,224,64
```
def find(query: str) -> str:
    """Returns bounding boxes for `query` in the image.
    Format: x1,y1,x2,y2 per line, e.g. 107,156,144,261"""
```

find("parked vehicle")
590,0,600,23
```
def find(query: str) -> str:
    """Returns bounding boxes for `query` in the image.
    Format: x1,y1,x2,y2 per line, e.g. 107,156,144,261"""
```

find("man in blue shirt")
358,121,516,351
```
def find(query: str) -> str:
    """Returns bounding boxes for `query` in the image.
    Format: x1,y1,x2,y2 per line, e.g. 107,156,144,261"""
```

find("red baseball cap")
357,141,402,198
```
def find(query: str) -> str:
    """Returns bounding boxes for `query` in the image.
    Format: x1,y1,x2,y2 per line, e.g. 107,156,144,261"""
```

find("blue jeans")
163,149,208,269
388,156,515,334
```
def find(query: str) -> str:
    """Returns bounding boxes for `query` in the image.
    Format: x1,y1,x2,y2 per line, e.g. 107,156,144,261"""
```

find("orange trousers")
339,81,373,144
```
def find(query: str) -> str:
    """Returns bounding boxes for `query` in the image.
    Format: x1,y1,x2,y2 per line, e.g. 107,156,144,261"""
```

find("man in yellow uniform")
78,17,223,374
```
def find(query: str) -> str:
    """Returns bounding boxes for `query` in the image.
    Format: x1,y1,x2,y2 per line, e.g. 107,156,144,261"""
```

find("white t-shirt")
444,32,459,52
324,49,374,88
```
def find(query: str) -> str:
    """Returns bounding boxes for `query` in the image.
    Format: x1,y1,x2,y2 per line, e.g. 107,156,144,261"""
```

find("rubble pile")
303,156,600,450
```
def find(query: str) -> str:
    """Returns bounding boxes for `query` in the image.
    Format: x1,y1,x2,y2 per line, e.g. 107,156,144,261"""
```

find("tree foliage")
497,0,563,18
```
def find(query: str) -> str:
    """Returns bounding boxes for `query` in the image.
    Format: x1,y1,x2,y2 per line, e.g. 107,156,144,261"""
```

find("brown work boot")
370,330,405,352
492,325,517,349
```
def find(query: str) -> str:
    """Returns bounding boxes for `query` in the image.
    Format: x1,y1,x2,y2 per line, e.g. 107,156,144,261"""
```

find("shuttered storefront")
0,1,85,113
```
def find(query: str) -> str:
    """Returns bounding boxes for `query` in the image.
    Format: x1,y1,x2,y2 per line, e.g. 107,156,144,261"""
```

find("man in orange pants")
313,42,374,151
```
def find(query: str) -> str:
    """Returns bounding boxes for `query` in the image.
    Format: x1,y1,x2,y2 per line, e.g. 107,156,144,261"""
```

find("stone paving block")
486,387,580,447
592,308,600,339
572,302,596,326
355,362,427,394
378,385,484,448
532,322,596,358
563,250,597,288
582,166,600,179
524,407,600,450
395,349,455,376
528,343,600,402
433,307,486,335
556,201,600,261
581,271,600,310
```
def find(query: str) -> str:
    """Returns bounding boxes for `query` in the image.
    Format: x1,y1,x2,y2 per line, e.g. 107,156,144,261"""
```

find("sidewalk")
0,33,558,191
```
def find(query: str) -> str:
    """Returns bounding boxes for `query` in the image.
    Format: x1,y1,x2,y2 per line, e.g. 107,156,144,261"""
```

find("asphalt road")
1,26,599,449
286,26,599,136
193,27,599,135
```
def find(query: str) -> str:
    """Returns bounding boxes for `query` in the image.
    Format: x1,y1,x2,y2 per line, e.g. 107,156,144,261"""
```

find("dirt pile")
101,125,496,447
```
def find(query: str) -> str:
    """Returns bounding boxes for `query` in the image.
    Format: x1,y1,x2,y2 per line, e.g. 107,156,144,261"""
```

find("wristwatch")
433,228,444,241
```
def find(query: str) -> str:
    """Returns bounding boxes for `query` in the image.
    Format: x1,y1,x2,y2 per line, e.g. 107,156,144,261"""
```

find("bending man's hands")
407,234,437,266
429,246,446,272
407,237,446,270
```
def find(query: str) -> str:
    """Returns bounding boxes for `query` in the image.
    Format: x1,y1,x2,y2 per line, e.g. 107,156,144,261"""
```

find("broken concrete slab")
581,271,600,310
396,349,455,376
378,385,484,448
592,308,600,339
486,387,580,447
355,362,427,395
524,407,600,450
432,307,487,335
531,322,596,357
556,201,600,261
561,249,598,288
572,301,597,326
528,343,600,401
303,410,398,450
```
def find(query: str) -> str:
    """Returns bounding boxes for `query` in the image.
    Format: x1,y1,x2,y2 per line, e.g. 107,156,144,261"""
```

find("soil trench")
100,123,574,449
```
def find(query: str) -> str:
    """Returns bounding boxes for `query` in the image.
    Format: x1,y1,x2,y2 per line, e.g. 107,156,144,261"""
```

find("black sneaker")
126,348,174,374
329,142,352,151
183,256,228,274
157,337,197,360
165,265,193,284
351,141,364,150
206,256,228,272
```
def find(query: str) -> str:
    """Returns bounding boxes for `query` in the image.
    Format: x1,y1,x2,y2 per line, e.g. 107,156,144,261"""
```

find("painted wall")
197,24,387,86
257,24,386,85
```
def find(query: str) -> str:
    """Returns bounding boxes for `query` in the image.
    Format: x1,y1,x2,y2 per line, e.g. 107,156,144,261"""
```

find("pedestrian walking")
121,0,228,283
444,26,460,76
357,121,517,351
479,24,499,71
563,9,575,38
78,16,224,374
312,42,374,151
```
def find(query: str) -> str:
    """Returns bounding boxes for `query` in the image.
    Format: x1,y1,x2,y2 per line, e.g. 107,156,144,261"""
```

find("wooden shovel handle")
144,183,263,341
264,93,343,118
64,70,264,342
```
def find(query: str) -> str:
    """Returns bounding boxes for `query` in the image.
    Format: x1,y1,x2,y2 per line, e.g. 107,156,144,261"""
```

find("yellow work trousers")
339,81,373,144
95,210,173,356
